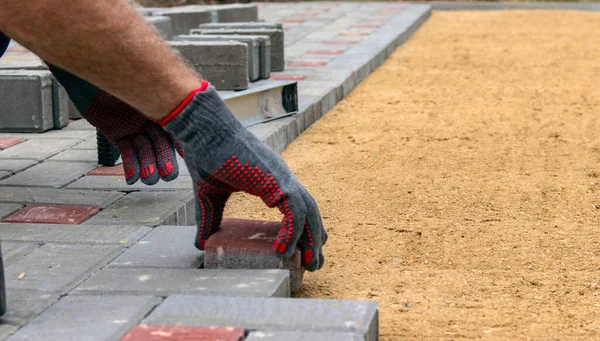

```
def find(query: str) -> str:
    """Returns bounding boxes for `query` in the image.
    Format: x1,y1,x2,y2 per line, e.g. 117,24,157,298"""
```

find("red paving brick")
325,41,360,45
1,205,99,224
120,325,244,341
307,49,345,55
269,74,307,81
287,61,327,67
279,19,305,23
204,218,304,294
0,138,25,150
340,32,370,36
87,165,125,176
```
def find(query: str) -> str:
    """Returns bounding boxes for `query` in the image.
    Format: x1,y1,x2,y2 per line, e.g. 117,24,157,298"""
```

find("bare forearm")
0,0,202,120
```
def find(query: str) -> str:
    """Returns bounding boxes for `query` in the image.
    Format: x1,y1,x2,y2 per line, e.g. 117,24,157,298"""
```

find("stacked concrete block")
144,16,173,40
153,7,212,36
175,34,263,81
193,23,284,71
0,70,54,132
212,4,259,23
169,41,248,90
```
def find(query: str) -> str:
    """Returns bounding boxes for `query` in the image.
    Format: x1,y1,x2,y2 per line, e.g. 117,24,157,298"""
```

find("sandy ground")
224,10,600,340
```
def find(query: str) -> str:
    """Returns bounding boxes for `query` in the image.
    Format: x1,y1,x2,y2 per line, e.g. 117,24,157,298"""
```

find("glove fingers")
271,191,307,261
193,181,231,250
145,123,179,182
132,135,160,185
297,192,326,271
115,141,140,185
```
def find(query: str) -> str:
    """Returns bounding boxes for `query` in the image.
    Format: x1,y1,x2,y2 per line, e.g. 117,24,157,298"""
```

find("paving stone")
0,186,124,207
5,295,162,341
0,242,38,267
0,70,53,133
84,191,193,226
67,99,82,119
86,164,125,176
4,244,121,294
1,204,99,224
176,34,261,81
0,138,81,160
143,295,379,341
0,138,25,150
245,331,364,341
0,162,98,188
194,25,284,71
110,225,203,269
269,74,307,81
61,117,95,130
204,218,303,294
170,41,248,90
0,171,9,180
71,138,98,150
0,325,17,340
288,60,327,67
144,16,172,39
307,49,345,54
0,289,59,326
74,268,290,297
0,223,149,246
66,175,193,191
120,325,245,341
46,149,99,163
153,8,212,36
51,77,69,129
0,204,23,219
213,4,259,23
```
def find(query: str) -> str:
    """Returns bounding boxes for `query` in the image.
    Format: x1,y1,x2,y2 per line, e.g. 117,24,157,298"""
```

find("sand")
224,10,600,340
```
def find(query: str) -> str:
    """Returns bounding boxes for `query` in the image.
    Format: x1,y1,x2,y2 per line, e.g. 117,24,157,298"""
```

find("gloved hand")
159,81,327,271
48,64,183,185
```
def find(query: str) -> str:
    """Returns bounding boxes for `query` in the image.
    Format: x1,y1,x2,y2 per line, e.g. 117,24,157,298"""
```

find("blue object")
0,31,11,59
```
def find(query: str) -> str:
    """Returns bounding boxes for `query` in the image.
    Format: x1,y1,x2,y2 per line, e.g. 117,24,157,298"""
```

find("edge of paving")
250,4,432,154
429,1,600,11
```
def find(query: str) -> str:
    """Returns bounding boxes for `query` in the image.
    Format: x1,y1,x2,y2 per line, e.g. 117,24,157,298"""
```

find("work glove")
0,31,11,59
159,81,327,271
48,64,183,185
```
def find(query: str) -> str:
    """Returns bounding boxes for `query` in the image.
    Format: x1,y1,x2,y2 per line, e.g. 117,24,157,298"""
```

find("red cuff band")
158,80,210,126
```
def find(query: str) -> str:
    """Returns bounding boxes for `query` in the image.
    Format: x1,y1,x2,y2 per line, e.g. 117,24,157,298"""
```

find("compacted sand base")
224,10,600,340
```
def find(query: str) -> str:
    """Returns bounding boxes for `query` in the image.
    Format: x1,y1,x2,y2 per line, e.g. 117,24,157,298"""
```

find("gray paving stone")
51,78,69,129
0,70,53,133
145,15,172,39
0,159,37,174
0,162,98,188
153,7,212,35
4,244,122,294
0,289,59,326
0,171,9,180
0,138,80,160
66,174,193,191
68,99,82,119
0,204,23,219
71,138,97,150
193,25,284,71
74,268,290,297
1,242,38,267
170,41,249,90
0,223,149,246
5,295,162,341
84,191,193,226
109,225,203,269
0,186,123,207
176,34,261,81
143,296,379,341
213,4,259,23
46,149,99,163
60,118,95,130
0,325,17,340
246,331,364,341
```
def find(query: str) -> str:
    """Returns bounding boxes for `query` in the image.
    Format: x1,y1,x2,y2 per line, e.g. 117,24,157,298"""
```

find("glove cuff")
158,80,210,126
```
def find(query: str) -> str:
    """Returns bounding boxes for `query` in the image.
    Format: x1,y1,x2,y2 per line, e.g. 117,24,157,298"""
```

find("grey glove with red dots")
159,81,327,271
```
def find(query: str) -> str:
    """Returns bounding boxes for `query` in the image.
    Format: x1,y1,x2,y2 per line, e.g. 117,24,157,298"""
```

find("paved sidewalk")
0,2,430,340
